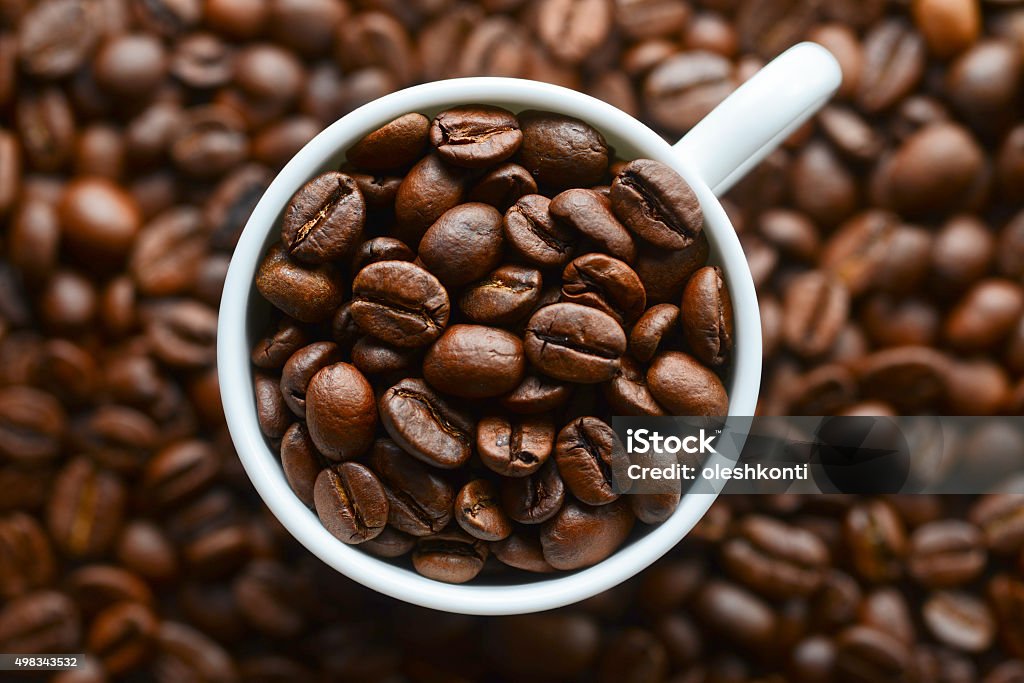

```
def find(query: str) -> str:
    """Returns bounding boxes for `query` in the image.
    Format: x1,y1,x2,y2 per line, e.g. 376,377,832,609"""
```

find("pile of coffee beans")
251,105,733,582
1,0,1023,679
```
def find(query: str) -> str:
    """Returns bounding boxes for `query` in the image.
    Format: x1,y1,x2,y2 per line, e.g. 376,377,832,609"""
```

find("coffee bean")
858,19,926,113
562,253,646,325
467,162,538,211
347,112,430,171
945,279,1024,352
429,105,522,168
551,189,636,263
350,237,415,273
540,498,634,570
845,500,907,583
491,531,555,573
379,378,474,469
280,341,340,417
350,336,419,376
504,193,576,267
361,526,416,559
412,529,488,584
369,438,453,536
314,463,388,544
682,266,734,367
782,271,849,358
912,0,981,59
251,319,308,370
394,153,466,243
0,591,80,655
281,172,366,265
0,512,56,599
418,202,504,286
459,264,543,325
737,0,820,59
538,0,613,64
47,457,125,558
612,159,703,251
144,300,218,368
629,303,680,363
501,459,566,524
477,415,555,478
305,363,377,462
907,520,985,590
647,351,729,415
171,104,248,179
455,479,512,541
232,559,306,638
88,601,158,674
115,521,178,585
517,110,608,190
500,373,573,414
835,625,913,683
129,207,206,297
0,385,65,463
256,244,344,323
525,302,626,383
923,591,995,653
722,515,829,599
423,324,525,399
279,423,321,508
643,52,734,135
555,417,626,506
351,260,450,347
59,176,141,268
605,356,667,416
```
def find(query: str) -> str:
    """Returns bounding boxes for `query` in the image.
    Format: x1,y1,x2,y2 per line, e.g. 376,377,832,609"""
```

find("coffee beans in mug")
252,105,732,582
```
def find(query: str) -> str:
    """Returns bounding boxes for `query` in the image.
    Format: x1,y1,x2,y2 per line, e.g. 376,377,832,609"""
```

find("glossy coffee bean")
501,459,566,525
87,601,158,675
280,341,340,418
423,325,525,399
555,417,626,506
346,112,430,171
455,479,512,541
611,158,703,250
517,110,608,190
525,303,626,383
682,266,734,367
605,356,667,417
412,529,488,584
459,264,543,325
0,386,65,463
550,189,636,264
647,351,729,416
562,253,646,325
503,194,576,267
304,362,377,462
634,234,710,304
492,531,555,573
280,422,322,508
350,337,419,376
281,171,366,264
418,202,504,286
477,415,555,478
369,439,453,537
313,463,388,544
394,153,466,243
429,105,522,168
540,499,635,570
467,162,538,211
256,244,343,323
0,591,80,655
629,303,680,363
379,378,474,469
722,515,829,599
47,457,125,559
0,512,56,599
783,270,850,358
351,260,450,347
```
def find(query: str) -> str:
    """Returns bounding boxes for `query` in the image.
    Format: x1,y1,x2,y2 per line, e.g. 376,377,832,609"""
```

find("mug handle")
673,42,842,197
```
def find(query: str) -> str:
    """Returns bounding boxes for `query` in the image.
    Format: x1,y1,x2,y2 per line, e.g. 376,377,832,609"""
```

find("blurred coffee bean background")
0,0,1023,680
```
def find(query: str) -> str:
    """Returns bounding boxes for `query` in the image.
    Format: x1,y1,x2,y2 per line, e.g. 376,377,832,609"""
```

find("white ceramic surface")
218,42,841,615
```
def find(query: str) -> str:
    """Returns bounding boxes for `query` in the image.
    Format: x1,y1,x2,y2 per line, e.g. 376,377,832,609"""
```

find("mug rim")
218,76,762,615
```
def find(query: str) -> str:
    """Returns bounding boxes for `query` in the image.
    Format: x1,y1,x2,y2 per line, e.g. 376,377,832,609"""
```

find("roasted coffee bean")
232,559,306,638
361,526,416,559
47,457,125,558
858,19,927,113
525,303,626,383
350,337,419,376
845,500,907,583
540,498,634,570
347,112,430,171
501,459,566,525
923,591,995,654
455,479,512,541
517,110,608,190
467,162,538,211
606,356,667,416
944,279,1024,352
279,423,321,508
115,521,178,585
722,515,829,599
635,233,710,304
537,0,612,64
629,303,680,363
682,266,734,366
562,253,646,325
648,351,729,415
251,318,307,370
0,386,65,463
930,215,994,296
350,260,450,347
59,177,141,268
423,325,525,399
88,601,158,675
412,529,488,584
144,300,218,368
737,0,820,59
140,440,218,513
170,104,248,178
281,172,366,264
503,193,576,267
491,531,555,573
129,207,206,297
500,373,573,414
477,415,555,478
0,591,80,655
314,463,388,544
643,52,734,135
280,342,340,417
394,153,466,243
256,244,343,323
550,189,636,264
782,270,849,358
369,439,453,536
304,362,377,462
16,86,75,174
0,512,56,599
555,417,626,506
856,346,951,413
418,202,504,286
203,164,274,251
970,494,1024,555
429,105,522,168
612,159,703,250
379,378,474,469
460,264,543,325
835,625,914,683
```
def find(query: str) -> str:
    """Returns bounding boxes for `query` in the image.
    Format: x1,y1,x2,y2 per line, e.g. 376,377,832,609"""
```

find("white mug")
218,42,841,616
